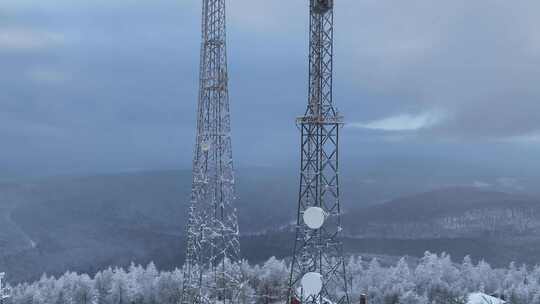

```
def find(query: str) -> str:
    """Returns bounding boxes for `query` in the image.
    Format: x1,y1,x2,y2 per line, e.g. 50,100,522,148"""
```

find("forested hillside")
3,171,540,282
0,168,433,282
344,187,540,239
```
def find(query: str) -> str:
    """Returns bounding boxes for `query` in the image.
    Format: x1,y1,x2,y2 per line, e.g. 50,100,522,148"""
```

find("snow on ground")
468,293,505,304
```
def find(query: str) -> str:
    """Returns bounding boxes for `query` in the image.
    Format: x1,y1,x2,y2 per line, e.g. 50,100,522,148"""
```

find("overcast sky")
1,0,540,178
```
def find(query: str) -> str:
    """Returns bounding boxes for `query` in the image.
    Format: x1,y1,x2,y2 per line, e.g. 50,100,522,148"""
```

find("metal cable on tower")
181,1,241,304
288,1,351,304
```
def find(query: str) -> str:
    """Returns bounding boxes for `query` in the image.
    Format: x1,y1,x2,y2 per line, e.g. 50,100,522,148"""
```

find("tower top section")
298,0,342,125
312,0,333,14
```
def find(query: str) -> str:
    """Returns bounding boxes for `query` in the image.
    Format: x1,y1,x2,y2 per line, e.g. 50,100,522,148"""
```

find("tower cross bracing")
181,1,241,304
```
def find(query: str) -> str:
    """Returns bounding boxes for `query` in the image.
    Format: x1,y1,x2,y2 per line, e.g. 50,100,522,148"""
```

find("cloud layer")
1,0,540,176
349,110,447,132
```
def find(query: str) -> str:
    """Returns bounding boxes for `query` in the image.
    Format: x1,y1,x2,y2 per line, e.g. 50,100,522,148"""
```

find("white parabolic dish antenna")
301,272,323,296
201,141,211,151
303,207,326,229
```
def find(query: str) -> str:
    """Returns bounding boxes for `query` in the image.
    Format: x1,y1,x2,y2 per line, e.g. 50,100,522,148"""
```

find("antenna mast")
181,1,241,304
288,1,351,304
0,273,10,304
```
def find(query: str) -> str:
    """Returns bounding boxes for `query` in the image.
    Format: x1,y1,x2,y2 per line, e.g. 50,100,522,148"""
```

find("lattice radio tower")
0,273,10,304
181,1,241,304
288,1,351,304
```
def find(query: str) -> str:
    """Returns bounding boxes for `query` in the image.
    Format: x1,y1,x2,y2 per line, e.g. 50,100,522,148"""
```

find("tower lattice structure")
181,1,241,304
288,1,351,304
0,273,10,304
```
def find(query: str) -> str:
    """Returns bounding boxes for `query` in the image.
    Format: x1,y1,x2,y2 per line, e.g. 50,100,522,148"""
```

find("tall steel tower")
0,273,10,304
288,1,350,304
181,1,241,304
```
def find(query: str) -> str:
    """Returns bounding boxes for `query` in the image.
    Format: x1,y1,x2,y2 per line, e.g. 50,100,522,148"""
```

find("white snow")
467,292,505,304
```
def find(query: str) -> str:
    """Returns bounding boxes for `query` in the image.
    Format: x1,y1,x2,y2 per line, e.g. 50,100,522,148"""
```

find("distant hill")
1,169,539,283
337,187,540,267
0,167,381,282
343,187,540,239
0,169,300,282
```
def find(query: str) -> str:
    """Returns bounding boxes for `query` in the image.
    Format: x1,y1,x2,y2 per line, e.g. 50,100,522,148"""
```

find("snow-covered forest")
4,252,540,304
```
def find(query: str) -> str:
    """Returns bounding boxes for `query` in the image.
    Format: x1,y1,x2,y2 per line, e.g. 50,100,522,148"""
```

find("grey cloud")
1,0,540,177
337,0,540,139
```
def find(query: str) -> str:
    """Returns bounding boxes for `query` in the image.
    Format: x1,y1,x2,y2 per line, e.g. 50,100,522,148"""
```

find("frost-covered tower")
288,1,350,304
0,273,10,304
181,1,241,304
